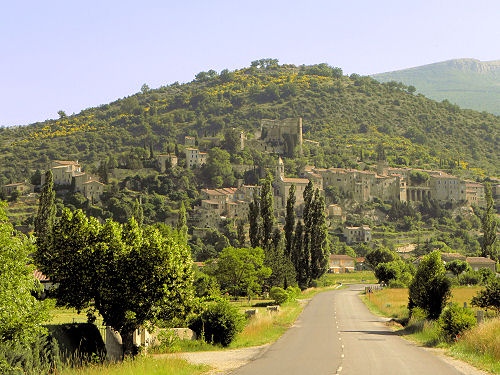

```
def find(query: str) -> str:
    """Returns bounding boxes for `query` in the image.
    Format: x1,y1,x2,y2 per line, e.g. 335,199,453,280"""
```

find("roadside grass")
62,356,210,375
360,286,500,374
449,317,500,374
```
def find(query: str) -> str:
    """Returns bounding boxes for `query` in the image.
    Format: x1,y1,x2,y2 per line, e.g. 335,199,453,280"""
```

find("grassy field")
62,356,209,375
318,271,377,285
46,304,104,326
362,286,483,320
361,286,500,374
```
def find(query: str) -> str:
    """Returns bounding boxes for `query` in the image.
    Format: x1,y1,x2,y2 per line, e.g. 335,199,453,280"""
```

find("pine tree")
481,183,498,260
284,184,296,258
248,191,260,248
34,170,56,247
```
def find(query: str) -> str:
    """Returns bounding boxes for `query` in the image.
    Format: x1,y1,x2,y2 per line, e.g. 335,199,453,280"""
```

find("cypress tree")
481,183,498,260
177,201,188,241
293,220,308,288
34,170,56,246
302,181,314,284
310,190,328,280
248,191,260,248
132,198,144,227
237,220,246,247
260,176,274,252
284,184,296,258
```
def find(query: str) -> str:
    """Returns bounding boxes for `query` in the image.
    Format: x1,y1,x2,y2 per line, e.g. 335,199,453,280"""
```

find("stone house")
466,257,497,273
343,226,372,244
157,154,178,172
186,148,208,168
2,182,33,196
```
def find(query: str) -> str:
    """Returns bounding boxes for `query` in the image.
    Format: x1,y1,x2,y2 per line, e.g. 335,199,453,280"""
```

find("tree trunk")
120,328,136,359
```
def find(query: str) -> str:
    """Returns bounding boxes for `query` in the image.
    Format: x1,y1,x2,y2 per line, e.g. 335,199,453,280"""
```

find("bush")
471,278,500,313
388,280,406,288
270,287,289,305
0,332,61,375
189,300,244,347
286,286,301,299
439,304,476,341
458,271,481,285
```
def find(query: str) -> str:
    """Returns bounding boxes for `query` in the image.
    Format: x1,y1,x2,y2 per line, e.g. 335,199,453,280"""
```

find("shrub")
439,304,476,341
0,332,61,375
458,271,480,285
270,287,289,305
189,300,244,347
286,286,301,299
471,278,500,313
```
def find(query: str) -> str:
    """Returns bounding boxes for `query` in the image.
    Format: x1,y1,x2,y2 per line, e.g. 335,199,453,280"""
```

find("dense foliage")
1,61,499,192
188,300,244,347
439,304,476,341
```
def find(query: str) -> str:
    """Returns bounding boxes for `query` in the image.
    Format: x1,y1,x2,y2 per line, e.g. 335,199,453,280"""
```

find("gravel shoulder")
155,344,270,374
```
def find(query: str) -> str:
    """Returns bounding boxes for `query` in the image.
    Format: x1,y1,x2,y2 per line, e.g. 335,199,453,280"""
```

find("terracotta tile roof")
466,257,496,264
329,254,355,260
33,269,49,282
282,177,309,183
54,160,79,165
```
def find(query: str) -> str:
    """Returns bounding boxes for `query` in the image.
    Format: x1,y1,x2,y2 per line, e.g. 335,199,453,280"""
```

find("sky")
1,0,500,127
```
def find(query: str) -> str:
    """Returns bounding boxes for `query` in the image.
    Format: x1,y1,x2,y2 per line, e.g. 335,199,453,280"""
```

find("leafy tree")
0,203,49,344
471,278,500,313
57,110,67,118
222,128,241,154
445,260,470,277
202,148,235,187
141,84,150,94
366,247,397,269
207,246,271,296
375,261,402,284
34,170,56,249
35,209,195,356
481,183,498,260
408,251,451,319
284,184,296,258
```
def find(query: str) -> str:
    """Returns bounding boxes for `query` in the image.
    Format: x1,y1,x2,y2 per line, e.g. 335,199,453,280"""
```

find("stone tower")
275,157,285,181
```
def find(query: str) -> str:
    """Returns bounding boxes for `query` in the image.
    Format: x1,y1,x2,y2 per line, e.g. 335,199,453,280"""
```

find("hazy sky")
1,0,500,127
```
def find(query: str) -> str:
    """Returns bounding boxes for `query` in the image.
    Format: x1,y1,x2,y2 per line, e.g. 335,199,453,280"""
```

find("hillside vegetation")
0,60,499,186
372,58,500,115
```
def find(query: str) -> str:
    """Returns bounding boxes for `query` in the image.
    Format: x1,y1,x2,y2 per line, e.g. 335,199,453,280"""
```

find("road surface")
231,285,468,375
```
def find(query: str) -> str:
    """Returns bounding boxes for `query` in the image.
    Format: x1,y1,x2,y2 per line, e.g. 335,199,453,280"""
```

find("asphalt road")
231,284,466,375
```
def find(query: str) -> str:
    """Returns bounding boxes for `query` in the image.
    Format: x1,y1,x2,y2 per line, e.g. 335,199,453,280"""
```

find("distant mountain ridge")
372,58,500,115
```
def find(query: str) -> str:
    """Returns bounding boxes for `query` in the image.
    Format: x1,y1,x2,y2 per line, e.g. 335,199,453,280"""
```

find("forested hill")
372,58,500,115
0,60,499,185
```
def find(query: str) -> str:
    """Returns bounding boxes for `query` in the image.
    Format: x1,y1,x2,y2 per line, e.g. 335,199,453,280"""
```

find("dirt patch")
155,344,270,374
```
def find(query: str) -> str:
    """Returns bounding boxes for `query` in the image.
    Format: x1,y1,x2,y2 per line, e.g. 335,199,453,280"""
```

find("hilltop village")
3,118,499,250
